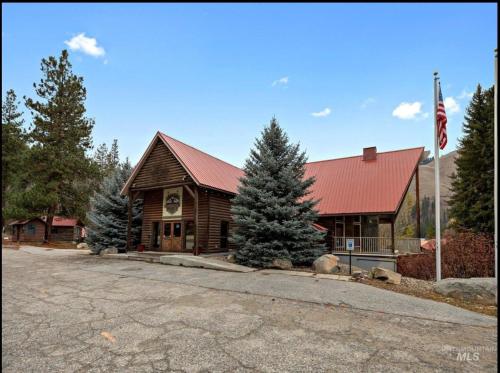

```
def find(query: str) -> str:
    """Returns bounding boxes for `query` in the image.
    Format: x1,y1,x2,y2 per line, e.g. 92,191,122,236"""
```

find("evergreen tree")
231,118,325,268
108,139,120,169
86,161,143,253
94,143,110,170
93,139,120,178
22,50,99,240
2,89,28,225
449,85,494,234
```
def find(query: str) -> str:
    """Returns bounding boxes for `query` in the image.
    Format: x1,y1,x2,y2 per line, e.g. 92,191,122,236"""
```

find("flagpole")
494,48,497,290
434,72,442,281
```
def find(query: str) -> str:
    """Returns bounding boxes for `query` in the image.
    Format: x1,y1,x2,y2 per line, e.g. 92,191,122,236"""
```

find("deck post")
194,187,199,255
126,191,133,252
391,218,395,253
415,167,421,239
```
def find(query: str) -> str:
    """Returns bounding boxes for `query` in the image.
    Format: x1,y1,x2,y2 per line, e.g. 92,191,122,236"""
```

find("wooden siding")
131,139,190,190
317,217,335,249
141,187,195,250
14,220,46,242
206,191,235,252
51,227,77,242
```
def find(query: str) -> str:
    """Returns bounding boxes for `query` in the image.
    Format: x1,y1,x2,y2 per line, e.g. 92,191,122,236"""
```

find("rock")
351,270,368,280
269,258,293,270
371,267,402,285
227,254,236,263
433,278,497,305
312,254,340,274
100,247,118,256
76,242,89,250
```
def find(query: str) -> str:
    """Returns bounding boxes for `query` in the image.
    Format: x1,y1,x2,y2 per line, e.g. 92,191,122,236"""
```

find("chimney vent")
363,146,377,161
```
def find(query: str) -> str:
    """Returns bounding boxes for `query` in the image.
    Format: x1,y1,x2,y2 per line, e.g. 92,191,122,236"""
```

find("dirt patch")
26,241,80,250
361,276,497,317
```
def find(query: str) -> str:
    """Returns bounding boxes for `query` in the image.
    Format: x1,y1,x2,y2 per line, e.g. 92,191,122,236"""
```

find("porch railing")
333,237,421,255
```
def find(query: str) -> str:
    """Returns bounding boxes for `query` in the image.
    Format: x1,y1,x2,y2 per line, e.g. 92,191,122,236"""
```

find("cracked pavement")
2,247,497,372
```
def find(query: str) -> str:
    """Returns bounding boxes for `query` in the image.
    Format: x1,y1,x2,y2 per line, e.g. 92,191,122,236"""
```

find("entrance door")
161,221,182,251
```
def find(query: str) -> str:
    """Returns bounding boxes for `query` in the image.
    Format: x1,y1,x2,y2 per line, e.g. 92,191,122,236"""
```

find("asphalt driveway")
2,246,497,372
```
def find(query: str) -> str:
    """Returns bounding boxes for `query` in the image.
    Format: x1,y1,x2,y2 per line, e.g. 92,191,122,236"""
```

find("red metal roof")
42,216,81,227
304,147,424,215
125,132,423,215
159,132,244,194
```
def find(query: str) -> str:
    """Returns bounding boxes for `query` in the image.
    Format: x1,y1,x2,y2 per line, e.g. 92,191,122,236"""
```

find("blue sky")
2,3,497,166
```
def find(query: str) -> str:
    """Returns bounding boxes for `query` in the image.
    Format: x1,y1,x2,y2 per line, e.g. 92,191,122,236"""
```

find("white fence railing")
333,237,421,255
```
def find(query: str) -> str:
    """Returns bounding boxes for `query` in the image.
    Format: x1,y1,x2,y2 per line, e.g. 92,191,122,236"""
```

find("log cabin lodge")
122,132,424,271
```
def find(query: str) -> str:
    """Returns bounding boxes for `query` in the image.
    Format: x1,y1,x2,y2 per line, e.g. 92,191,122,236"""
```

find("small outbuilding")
8,218,46,242
7,216,85,243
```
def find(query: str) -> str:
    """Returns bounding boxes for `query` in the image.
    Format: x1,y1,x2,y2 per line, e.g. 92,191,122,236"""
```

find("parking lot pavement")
2,247,498,372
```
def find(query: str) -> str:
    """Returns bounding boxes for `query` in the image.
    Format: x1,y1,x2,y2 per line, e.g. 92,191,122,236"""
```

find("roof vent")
363,146,377,161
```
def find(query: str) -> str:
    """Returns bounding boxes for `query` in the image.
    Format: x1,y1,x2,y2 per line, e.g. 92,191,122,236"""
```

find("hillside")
417,150,458,208
397,150,458,238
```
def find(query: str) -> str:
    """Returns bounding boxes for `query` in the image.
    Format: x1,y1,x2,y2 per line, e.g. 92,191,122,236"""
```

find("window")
51,227,59,234
185,221,195,251
220,221,229,249
163,222,171,238
26,223,36,236
173,222,182,237
152,222,160,248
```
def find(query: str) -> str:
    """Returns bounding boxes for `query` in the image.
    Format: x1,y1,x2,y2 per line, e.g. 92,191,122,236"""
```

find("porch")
332,236,422,254
318,214,422,256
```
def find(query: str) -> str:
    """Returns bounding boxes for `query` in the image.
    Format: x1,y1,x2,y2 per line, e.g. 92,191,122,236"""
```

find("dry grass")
361,277,497,317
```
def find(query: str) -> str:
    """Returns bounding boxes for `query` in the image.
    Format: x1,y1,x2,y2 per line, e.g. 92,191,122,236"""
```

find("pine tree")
108,139,120,170
2,89,28,225
22,49,99,240
449,85,494,234
93,139,120,178
231,118,325,268
86,161,143,253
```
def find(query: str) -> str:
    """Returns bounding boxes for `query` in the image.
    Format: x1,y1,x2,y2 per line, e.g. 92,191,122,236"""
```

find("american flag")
437,83,448,149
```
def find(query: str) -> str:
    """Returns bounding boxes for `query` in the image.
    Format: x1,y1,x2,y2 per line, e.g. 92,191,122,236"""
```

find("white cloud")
65,33,105,57
311,107,331,117
457,89,473,100
444,97,460,114
361,97,376,109
392,102,423,120
272,76,288,87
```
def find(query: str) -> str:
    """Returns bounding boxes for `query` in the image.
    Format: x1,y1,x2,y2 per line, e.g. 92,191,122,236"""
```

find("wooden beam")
194,187,199,255
415,167,421,239
126,191,133,252
184,184,195,199
391,218,395,253
130,180,193,192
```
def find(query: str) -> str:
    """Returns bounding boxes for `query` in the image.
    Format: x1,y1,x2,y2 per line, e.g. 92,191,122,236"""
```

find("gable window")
220,221,229,249
26,223,36,235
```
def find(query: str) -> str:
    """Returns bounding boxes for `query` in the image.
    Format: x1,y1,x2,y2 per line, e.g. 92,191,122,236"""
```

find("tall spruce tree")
86,161,143,253
23,50,99,240
231,118,325,267
2,89,28,225
449,85,494,234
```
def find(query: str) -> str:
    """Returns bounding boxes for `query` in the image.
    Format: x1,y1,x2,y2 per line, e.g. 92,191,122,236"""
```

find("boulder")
351,270,368,280
100,247,118,256
226,254,236,263
433,278,497,305
270,258,293,270
371,267,402,285
76,242,89,250
312,254,340,274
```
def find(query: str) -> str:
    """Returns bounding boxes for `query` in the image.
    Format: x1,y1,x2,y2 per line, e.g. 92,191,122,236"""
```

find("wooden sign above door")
162,187,183,219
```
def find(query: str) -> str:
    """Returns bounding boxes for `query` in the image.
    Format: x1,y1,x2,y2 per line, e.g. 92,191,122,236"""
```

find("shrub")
397,231,494,280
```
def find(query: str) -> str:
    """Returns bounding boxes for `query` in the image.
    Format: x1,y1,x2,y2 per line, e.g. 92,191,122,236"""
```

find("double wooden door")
161,221,182,251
